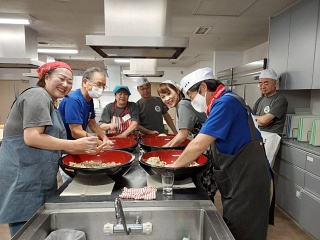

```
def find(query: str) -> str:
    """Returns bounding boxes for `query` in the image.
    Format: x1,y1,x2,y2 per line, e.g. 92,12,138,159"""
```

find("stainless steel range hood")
86,0,189,59
0,25,44,69
86,35,188,59
123,59,164,77
0,58,44,69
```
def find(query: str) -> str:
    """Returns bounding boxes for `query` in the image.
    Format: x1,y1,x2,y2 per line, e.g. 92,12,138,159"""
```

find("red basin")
108,137,138,152
141,133,176,138
139,149,209,180
106,133,137,139
140,136,190,152
59,149,135,180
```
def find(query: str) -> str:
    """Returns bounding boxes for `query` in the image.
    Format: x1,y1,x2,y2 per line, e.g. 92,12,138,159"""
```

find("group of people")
59,68,178,140
0,60,288,240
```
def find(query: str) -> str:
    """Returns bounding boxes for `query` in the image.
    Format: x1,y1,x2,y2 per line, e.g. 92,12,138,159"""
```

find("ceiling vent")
86,0,188,59
194,26,212,35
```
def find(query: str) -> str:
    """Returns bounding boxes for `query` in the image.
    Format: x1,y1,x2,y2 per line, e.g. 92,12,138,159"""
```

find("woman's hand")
74,136,98,153
109,123,117,131
149,130,159,135
165,163,177,168
102,140,114,149
82,138,114,154
117,133,127,138
163,142,171,147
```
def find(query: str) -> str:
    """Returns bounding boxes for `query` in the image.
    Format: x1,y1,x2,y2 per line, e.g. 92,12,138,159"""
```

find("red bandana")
206,84,226,116
37,61,72,79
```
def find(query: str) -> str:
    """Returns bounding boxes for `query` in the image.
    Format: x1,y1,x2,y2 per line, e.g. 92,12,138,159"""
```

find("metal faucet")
103,198,152,235
114,198,131,235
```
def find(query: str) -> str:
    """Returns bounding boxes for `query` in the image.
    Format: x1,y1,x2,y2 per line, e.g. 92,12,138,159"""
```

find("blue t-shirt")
58,89,96,140
200,91,258,155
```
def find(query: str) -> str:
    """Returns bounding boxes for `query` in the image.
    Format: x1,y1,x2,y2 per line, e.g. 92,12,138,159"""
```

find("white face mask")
87,85,103,99
191,91,207,112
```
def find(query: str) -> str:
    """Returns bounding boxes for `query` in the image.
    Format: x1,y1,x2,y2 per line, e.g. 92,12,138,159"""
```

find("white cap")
259,69,278,80
136,77,150,87
161,80,181,90
180,67,215,94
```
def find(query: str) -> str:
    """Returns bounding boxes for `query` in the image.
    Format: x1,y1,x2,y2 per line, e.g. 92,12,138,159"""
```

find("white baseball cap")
136,77,150,87
259,69,278,80
180,67,215,94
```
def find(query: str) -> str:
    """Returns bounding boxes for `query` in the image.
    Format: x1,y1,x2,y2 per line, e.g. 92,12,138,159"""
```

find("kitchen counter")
282,138,320,156
12,151,234,240
49,154,210,204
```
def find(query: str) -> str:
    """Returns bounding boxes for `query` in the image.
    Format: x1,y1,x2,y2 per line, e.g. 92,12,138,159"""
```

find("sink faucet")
103,198,152,235
114,198,131,235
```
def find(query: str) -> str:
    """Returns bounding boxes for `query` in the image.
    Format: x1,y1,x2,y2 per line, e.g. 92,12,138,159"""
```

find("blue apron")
0,108,66,223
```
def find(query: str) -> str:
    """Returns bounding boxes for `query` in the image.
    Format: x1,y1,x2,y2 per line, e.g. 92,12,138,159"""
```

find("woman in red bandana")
0,61,104,237
167,67,274,240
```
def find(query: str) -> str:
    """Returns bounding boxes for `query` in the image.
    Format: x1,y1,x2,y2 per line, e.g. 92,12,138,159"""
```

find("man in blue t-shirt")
168,67,273,240
58,67,111,145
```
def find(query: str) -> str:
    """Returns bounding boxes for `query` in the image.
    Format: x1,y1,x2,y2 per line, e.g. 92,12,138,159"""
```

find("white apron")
260,131,281,168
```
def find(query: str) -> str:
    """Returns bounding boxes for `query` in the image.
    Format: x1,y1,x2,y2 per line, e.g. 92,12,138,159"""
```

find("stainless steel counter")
12,151,235,240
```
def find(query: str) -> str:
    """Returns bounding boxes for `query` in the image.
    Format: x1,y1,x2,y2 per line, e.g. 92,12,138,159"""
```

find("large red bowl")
106,133,137,140
140,136,190,152
139,149,209,180
108,137,138,152
59,149,135,180
141,133,176,138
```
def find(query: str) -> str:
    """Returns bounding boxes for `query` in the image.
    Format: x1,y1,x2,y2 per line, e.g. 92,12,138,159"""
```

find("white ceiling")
0,0,301,69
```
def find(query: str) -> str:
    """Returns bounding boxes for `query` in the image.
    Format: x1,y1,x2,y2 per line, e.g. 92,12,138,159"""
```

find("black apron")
211,93,274,240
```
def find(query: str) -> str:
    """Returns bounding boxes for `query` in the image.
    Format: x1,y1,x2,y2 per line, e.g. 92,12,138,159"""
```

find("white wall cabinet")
268,0,320,90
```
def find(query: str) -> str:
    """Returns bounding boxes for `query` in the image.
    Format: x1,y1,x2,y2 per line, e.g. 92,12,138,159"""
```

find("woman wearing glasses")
99,85,139,138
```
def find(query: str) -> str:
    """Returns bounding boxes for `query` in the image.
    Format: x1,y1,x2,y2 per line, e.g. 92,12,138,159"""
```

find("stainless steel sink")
12,200,234,240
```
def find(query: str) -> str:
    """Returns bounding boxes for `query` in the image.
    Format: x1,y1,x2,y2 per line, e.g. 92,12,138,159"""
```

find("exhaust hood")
123,59,164,77
86,0,189,60
0,25,44,69
86,35,188,59
1,58,44,69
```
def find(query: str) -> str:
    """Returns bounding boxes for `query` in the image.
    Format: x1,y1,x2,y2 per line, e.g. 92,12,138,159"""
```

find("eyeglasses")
88,81,106,89
258,81,270,87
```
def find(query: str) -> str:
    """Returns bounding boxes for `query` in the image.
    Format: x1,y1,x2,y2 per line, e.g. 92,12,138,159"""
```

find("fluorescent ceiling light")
0,13,35,25
114,59,130,63
0,18,31,24
38,49,78,54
